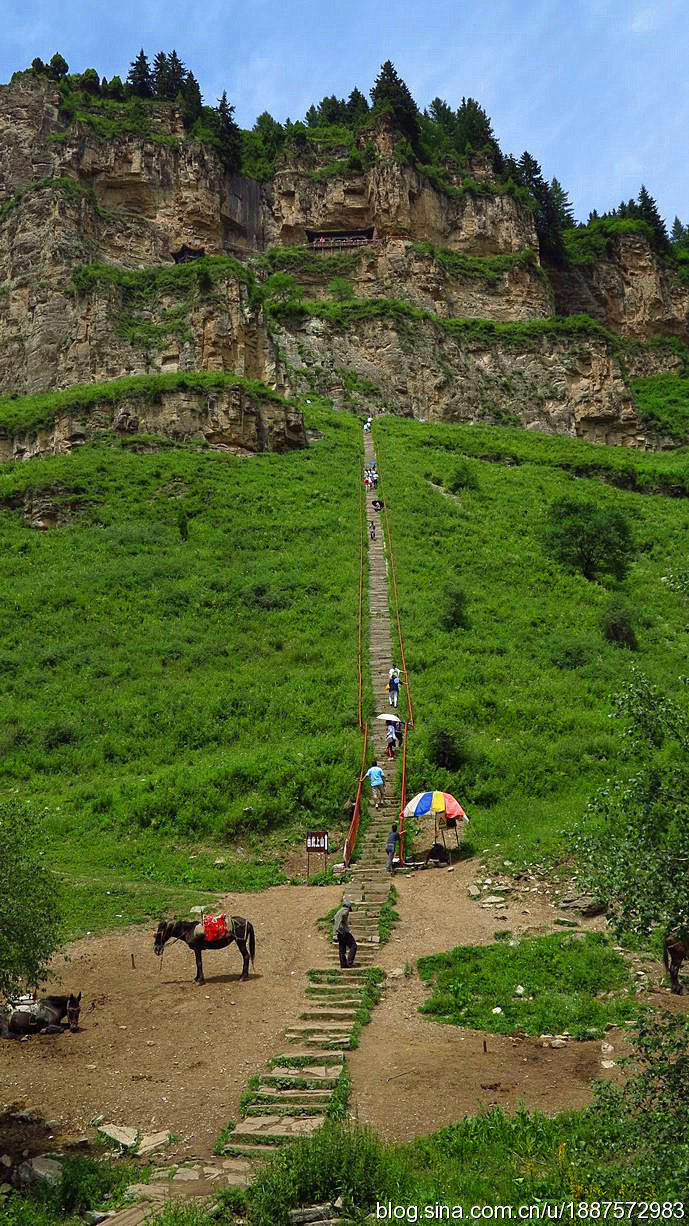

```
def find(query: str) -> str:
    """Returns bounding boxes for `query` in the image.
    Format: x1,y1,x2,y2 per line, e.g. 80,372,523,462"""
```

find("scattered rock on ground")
98,1124,138,1149
137,1130,171,1156
16,1156,63,1187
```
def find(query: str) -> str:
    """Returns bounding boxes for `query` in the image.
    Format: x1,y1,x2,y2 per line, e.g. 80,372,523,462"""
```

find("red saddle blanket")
203,913,228,941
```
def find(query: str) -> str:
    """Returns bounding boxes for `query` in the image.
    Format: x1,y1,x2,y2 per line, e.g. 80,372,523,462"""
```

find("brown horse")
0,993,81,1038
153,917,255,984
663,933,688,994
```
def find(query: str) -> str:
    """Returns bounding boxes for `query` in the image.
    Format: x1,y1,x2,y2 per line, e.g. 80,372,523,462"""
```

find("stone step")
260,1066,341,1084
299,1009,358,1022
245,1102,327,1117
255,1088,333,1105
232,1115,326,1143
268,1049,345,1063
220,1142,279,1159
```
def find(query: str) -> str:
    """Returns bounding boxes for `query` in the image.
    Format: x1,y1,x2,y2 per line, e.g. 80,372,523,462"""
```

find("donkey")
153,916,255,984
1,993,81,1038
663,933,688,994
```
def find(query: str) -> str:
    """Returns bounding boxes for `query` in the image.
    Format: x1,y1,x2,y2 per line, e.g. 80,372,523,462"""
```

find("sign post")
306,831,329,879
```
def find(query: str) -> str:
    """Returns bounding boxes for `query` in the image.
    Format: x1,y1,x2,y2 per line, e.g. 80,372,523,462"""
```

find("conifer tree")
517,151,564,262
216,90,242,173
31,57,46,75
637,184,668,248
152,51,170,99
346,87,369,122
127,49,153,98
454,96,495,154
180,71,203,126
370,60,420,151
428,97,455,134
48,52,69,80
587,209,599,223
550,177,575,228
671,216,687,245
167,50,187,97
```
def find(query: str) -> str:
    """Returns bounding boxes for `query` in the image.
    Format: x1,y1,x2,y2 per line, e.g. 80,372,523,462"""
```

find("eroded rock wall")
276,314,681,446
552,233,689,340
0,385,306,461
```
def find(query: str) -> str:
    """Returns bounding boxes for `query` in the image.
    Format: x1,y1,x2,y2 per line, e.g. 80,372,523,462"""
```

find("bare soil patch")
1,883,340,1161
349,854,631,1142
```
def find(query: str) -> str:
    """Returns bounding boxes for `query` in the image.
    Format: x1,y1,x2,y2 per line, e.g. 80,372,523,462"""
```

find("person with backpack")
385,720,398,759
387,671,400,708
386,823,400,873
332,901,357,967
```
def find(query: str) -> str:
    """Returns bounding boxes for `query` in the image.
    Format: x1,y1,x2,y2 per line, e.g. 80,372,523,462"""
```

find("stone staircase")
107,434,400,1223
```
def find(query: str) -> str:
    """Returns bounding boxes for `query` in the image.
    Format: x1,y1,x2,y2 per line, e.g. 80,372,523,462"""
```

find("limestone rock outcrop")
277,314,681,446
553,232,689,340
0,385,306,462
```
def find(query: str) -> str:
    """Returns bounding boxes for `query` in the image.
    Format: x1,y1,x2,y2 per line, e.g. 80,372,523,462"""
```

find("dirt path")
1,883,340,1160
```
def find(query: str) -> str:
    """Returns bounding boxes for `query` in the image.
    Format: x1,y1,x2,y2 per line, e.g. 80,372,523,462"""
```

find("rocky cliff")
553,231,689,341
0,71,687,456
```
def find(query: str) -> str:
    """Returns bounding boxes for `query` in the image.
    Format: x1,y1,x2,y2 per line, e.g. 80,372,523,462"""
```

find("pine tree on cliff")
48,53,69,80
637,184,668,249
517,151,564,262
346,88,369,122
216,91,242,173
127,49,153,98
152,52,170,99
454,97,495,154
180,71,203,126
550,177,575,228
370,60,420,152
671,216,688,245
167,50,187,98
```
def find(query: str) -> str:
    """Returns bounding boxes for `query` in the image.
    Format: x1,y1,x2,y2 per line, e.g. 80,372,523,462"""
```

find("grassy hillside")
375,417,689,865
0,404,364,933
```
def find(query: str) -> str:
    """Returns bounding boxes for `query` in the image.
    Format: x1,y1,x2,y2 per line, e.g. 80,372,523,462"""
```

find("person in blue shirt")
365,760,385,809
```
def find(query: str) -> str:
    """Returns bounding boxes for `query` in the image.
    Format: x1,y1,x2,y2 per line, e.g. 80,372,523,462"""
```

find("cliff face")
0,72,687,456
552,232,689,341
276,314,680,446
0,385,306,462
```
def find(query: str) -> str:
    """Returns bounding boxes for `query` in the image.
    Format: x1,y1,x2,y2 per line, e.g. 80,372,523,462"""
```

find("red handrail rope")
356,459,366,730
344,721,369,867
399,720,409,862
373,454,415,730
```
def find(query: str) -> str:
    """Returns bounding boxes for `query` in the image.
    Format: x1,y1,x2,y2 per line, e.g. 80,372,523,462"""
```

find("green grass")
418,933,640,1038
631,372,689,439
564,217,656,265
0,371,291,438
411,242,543,284
0,404,364,933
374,417,689,866
3,1154,144,1226
0,176,101,226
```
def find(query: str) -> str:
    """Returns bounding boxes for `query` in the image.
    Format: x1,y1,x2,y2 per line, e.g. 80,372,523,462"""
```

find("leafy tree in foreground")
576,669,689,940
544,496,634,581
0,802,61,996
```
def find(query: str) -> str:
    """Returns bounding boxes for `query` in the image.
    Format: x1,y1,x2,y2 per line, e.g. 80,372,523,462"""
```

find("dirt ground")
349,852,632,1143
0,882,341,1160
2,847,686,1160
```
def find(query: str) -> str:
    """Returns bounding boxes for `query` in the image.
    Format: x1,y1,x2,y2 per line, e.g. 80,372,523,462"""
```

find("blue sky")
2,0,687,224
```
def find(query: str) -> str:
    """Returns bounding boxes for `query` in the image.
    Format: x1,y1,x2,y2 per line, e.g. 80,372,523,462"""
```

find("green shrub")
600,599,637,649
327,276,354,301
441,584,470,630
549,635,595,669
427,727,472,770
544,496,635,581
446,460,479,492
